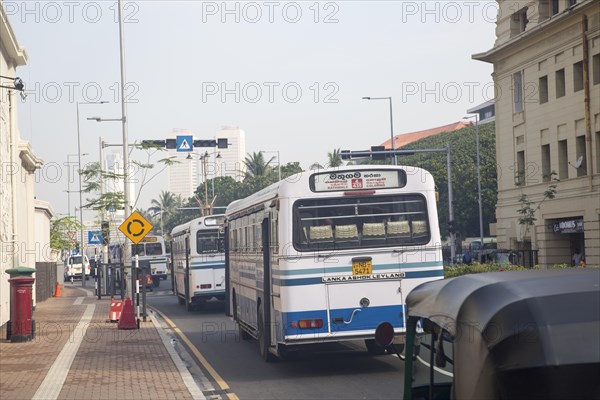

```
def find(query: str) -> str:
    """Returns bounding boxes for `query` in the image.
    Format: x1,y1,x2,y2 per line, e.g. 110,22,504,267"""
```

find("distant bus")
171,215,226,311
225,165,443,361
131,235,168,287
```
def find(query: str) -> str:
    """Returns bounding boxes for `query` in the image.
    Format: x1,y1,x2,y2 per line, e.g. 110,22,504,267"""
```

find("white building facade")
474,0,600,266
167,129,199,200
213,126,246,181
1,2,43,326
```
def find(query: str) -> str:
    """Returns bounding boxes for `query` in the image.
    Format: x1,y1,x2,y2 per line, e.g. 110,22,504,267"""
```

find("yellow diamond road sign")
119,211,154,244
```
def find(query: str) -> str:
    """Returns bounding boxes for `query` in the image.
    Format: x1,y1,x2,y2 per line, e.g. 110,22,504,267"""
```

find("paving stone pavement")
0,285,197,400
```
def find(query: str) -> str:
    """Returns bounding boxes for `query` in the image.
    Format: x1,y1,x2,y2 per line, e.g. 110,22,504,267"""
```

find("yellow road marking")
151,307,239,400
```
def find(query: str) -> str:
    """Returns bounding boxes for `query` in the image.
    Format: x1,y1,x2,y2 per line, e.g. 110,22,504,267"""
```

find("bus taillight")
297,319,323,329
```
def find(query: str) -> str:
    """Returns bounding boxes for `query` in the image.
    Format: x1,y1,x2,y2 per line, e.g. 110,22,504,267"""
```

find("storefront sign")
552,219,584,234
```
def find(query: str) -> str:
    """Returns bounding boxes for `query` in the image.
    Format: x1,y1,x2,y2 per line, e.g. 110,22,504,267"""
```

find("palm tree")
243,152,275,178
149,191,182,235
327,148,344,167
309,162,324,170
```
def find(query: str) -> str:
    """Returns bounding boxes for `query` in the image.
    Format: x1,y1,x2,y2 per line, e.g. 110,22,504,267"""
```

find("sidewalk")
0,285,203,400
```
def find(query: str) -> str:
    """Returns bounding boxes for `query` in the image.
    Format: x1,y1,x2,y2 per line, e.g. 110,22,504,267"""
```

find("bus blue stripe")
273,261,442,276
190,263,225,270
190,261,225,266
273,269,443,287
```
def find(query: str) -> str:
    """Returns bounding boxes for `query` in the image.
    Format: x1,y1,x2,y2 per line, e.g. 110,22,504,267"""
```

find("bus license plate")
352,260,372,275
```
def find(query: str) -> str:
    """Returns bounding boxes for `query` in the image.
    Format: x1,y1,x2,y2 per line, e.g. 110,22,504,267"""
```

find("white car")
64,254,91,281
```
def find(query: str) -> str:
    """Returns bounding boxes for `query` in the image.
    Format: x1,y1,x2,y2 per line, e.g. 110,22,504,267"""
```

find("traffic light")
217,138,229,149
141,140,166,148
101,221,110,245
165,139,177,149
371,146,386,160
193,139,217,148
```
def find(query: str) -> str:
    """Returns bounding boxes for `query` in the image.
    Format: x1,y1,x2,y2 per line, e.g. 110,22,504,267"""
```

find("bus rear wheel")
257,304,276,362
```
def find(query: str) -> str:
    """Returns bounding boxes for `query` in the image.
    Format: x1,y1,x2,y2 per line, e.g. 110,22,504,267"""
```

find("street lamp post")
362,96,397,165
76,101,106,287
65,153,81,218
464,114,484,261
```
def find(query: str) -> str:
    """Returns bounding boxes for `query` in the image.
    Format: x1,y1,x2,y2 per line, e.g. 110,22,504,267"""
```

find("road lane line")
150,306,239,400
32,304,95,400
150,310,206,400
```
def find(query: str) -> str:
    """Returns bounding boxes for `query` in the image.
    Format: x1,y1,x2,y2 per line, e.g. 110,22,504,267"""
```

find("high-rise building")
213,126,246,182
474,0,599,266
167,129,199,200
104,151,136,210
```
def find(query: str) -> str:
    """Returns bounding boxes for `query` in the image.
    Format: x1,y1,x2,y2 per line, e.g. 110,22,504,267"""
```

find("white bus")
225,166,443,361
131,235,168,288
171,215,226,311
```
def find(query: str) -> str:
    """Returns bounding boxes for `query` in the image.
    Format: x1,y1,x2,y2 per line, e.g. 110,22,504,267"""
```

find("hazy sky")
8,0,497,218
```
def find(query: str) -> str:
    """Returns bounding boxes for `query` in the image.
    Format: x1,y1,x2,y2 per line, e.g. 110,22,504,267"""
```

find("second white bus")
225,165,444,360
171,215,226,311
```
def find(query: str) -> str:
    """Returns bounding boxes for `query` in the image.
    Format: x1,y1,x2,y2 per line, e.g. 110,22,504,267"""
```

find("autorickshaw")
402,269,600,399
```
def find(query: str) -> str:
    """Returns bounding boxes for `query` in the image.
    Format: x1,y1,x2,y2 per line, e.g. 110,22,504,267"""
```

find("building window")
516,151,526,185
576,136,587,177
568,0,577,7
539,75,549,103
556,69,566,98
558,139,568,179
593,54,600,86
538,0,550,21
514,71,523,113
510,7,528,37
573,61,584,92
552,0,560,15
542,144,551,182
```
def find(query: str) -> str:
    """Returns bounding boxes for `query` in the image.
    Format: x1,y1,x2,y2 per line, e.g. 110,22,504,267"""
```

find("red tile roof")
380,121,473,149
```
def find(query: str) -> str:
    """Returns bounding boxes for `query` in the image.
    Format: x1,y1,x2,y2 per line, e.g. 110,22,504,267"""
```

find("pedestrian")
462,251,473,265
572,249,583,267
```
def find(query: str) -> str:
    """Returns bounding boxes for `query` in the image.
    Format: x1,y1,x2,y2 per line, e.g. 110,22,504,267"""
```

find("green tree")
361,122,498,238
327,148,344,167
243,152,275,178
148,190,183,236
50,216,83,259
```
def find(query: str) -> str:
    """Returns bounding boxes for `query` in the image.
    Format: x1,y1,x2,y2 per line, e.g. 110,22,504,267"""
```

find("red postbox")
9,276,35,342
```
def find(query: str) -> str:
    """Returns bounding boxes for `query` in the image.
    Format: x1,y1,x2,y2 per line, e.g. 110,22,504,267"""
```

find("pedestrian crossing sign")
88,230,103,244
176,135,193,152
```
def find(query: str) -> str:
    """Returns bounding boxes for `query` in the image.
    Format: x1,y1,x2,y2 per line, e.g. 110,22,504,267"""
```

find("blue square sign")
176,135,193,152
88,230,103,244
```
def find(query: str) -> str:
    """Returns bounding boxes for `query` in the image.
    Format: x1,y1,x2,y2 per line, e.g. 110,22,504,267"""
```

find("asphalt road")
147,277,452,400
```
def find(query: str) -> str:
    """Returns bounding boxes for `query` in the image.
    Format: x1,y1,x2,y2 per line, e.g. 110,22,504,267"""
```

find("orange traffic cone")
54,282,61,297
117,298,138,330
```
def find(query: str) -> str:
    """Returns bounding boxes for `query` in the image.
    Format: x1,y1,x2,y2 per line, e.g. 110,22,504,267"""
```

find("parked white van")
64,254,91,281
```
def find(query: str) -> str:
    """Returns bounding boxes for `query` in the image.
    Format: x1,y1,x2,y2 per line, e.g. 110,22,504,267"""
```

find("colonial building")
1,2,43,326
474,0,599,266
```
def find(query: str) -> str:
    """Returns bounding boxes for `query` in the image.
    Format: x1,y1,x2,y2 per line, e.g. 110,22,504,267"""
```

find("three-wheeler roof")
406,269,600,399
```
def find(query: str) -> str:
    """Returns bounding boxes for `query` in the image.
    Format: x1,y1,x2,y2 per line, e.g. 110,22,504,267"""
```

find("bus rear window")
197,229,225,254
294,194,430,251
145,243,163,255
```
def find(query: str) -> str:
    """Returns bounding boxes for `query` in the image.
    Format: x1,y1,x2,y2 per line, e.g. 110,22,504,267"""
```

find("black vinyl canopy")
407,269,600,399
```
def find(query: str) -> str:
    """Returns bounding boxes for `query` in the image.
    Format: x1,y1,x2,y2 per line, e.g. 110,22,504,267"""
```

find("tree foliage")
50,216,83,257
361,122,498,239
